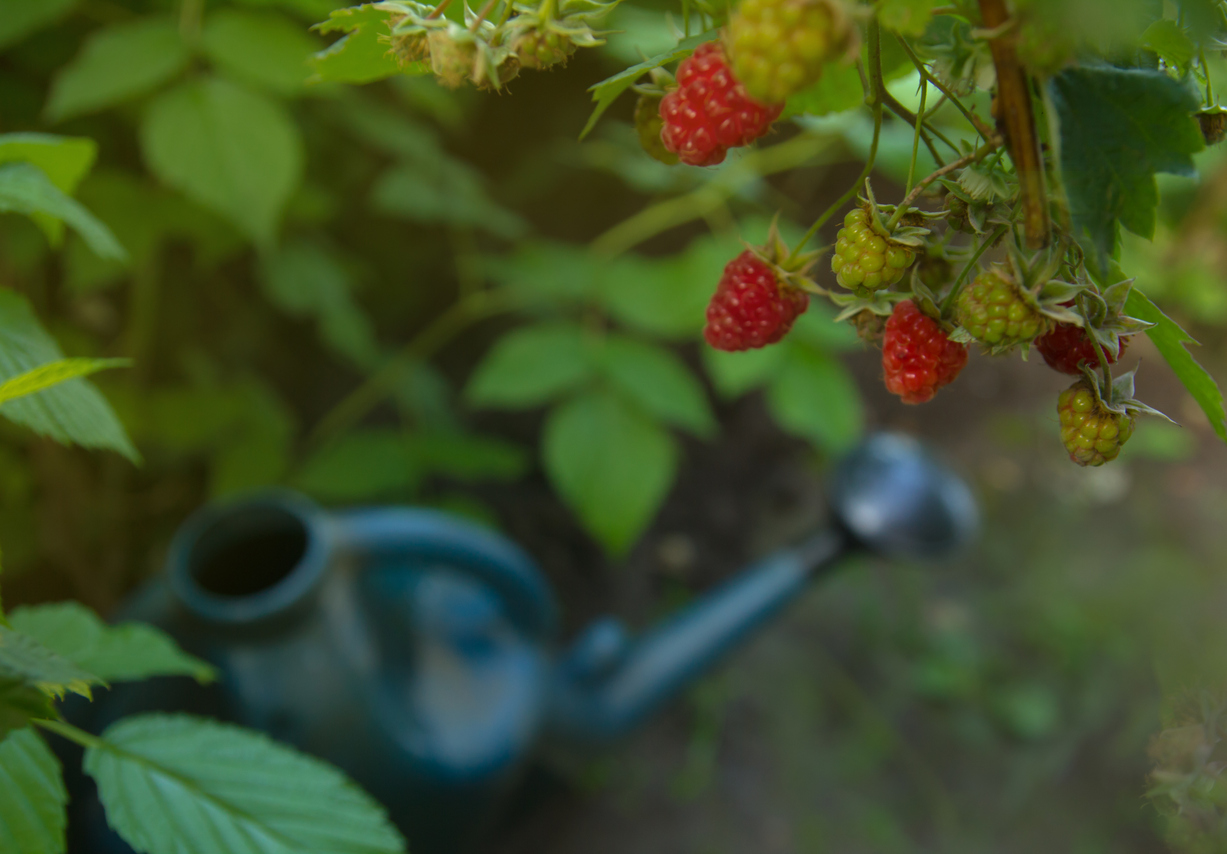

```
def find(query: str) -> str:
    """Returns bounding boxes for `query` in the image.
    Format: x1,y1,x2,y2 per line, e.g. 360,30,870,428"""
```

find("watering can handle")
547,527,852,745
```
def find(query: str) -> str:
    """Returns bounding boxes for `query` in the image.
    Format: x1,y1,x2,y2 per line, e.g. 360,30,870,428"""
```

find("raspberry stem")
905,79,928,196
427,0,453,18
939,223,1007,317
895,35,995,142
888,135,1002,231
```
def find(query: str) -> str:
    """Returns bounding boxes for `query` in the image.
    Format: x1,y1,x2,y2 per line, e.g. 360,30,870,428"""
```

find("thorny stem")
977,0,1051,248
893,135,1002,220
905,79,927,196
881,90,951,164
894,35,993,141
940,223,1007,316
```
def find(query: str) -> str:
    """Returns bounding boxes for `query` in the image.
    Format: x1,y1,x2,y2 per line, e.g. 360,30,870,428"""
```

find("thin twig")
897,135,1002,213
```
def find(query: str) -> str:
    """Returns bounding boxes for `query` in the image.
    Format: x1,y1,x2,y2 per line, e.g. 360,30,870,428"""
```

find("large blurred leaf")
597,242,719,338
0,679,53,741
309,4,409,84
466,323,593,409
543,389,677,554
85,714,406,854
783,62,862,119
260,240,378,368
0,134,95,197
202,10,321,96
46,18,189,122
8,603,215,684
0,625,100,701
599,335,716,438
0,163,125,258
0,727,66,854
0,290,137,460
407,432,527,481
486,242,599,305
141,77,304,246
1051,67,1203,270
702,344,786,398
0,0,77,52
877,0,943,35
370,161,526,238
294,429,418,501
764,343,862,453
1126,289,1227,443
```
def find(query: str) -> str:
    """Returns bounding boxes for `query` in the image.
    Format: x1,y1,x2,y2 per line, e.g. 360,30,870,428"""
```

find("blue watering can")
64,433,976,853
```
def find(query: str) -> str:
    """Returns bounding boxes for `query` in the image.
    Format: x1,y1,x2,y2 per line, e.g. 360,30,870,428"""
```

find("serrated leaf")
0,680,54,741
1051,67,1203,271
0,290,138,460
0,358,129,406
0,163,126,259
8,603,215,684
764,343,862,453
1141,19,1196,73
599,335,716,437
85,714,406,854
465,323,594,409
141,77,304,247
543,389,677,554
581,30,717,140
0,727,66,854
1125,289,1227,443
259,240,378,368
0,0,76,51
0,625,100,701
310,5,410,84
202,10,322,96
293,428,419,501
46,18,189,122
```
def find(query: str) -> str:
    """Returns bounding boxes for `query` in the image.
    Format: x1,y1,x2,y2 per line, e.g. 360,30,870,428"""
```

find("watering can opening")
168,493,334,625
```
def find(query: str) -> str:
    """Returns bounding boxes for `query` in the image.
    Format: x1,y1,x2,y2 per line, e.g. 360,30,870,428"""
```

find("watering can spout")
547,432,977,747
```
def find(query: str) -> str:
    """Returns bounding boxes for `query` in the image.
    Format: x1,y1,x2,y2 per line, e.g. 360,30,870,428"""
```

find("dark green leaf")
141,77,304,246
783,62,863,119
1140,20,1196,73
85,714,406,854
596,237,726,338
0,290,137,460
369,162,525,238
543,389,677,554
1051,67,1203,270
309,4,410,84
0,163,126,259
0,727,66,854
8,603,215,684
0,681,53,741
764,343,862,453
0,625,100,700
465,323,593,409
0,0,77,52
46,18,189,122
202,10,322,96
408,432,528,481
599,335,716,438
486,242,598,305
1125,289,1226,443
293,429,419,501
581,30,717,140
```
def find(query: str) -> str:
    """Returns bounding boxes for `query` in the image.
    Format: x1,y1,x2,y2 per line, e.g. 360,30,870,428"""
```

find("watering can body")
64,434,976,854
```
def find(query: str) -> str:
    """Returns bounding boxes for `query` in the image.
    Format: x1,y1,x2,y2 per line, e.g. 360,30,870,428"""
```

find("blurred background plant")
2,0,1227,851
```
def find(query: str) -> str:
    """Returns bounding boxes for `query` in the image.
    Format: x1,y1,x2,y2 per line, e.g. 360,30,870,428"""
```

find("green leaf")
486,242,599,305
0,163,126,259
0,134,95,197
596,238,724,338
599,335,716,438
141,77,304,247
764,343,862,453
202,10,322,96
8,603,215,684
1141,19,1196,73
85,714,406,854
1051,67,1203,270
309,5,407,84
0,0,77,52
701,343,786,398
581,30,717,140
369,162,526,238
0,625,100,701
0,680,54,741
543,389,677,554
293,429,419,501
0,727,66,854
465,323,594,409
783,61,863,119
876,0,944,36
0,358,129,406
259,240,378,368
0,290,138,460
1125,289,1227,443
46,18,190,122
407,432,528,481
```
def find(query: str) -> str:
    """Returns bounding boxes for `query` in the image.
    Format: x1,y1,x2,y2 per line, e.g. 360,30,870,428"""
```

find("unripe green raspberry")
956,267,1047,347
830,208,914,293
725,0,854,103
1058,381,1134,466
514,27,576,69
634,93,678,165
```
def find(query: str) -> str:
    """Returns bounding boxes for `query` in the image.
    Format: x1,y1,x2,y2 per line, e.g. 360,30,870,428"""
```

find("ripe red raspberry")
660,42,783,167
882,300,968,404
704,250,808,350
1035,321,1127,375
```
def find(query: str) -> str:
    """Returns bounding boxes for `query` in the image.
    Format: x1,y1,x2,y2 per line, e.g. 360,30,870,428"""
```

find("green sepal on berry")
954,243,1084,354
752,216,825,293
1073,278,1154,362
939,178,1012,235
1058,367,1173,467
831,182,930,296
724,0,858,104
505,0,613,69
